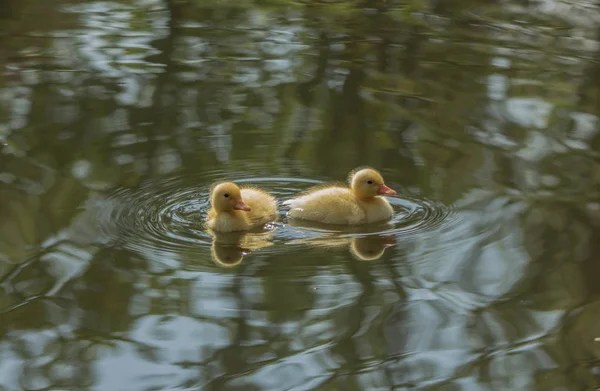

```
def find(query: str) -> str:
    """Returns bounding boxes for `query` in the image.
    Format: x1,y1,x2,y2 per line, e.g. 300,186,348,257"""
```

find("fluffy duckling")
206,182,278,232
284,167,396,225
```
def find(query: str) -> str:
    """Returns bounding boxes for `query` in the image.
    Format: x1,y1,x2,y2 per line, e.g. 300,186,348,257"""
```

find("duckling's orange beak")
378,184,396,195
234,200,251,211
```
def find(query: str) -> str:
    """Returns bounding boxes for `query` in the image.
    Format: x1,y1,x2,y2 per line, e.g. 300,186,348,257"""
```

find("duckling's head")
349,168,396,199
210,182,251,213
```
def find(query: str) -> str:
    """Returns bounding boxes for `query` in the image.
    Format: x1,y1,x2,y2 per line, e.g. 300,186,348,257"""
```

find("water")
0,0,599,389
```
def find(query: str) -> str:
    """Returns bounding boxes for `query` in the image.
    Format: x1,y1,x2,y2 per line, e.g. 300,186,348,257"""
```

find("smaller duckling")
284,167,396,225
206,182,278,232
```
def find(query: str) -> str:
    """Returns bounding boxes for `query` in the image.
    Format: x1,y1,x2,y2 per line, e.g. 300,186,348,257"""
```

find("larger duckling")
206,182,278,232
284,167,396,225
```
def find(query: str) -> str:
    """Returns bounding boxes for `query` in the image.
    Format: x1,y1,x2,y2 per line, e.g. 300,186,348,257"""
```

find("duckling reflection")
350,235,396,261
285,214,395,234
288,234,396,261
211,241,247,267
208,229,275,267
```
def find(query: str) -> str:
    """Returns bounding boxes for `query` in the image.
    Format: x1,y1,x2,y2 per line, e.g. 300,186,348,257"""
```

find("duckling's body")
206,183,278,232
239,188,279,225
284,168,396,225
285,186,393,224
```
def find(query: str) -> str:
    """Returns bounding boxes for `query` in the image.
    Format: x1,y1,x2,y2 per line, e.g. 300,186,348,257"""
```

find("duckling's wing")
286,187,365,224
283,183,347,206
241,188,278,223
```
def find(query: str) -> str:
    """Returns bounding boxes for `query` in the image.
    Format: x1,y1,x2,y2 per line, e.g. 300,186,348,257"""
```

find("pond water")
0,0,599,390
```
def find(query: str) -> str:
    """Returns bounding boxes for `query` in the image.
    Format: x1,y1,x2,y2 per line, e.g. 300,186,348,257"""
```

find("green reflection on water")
0,0,599,389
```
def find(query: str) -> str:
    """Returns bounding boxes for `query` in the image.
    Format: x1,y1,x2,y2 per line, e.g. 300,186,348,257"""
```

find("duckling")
206,182,278,232
284,167,396,225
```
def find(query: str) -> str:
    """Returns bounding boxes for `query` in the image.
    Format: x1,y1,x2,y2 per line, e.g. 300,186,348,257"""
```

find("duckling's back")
285,187,366,225
241,188,278,224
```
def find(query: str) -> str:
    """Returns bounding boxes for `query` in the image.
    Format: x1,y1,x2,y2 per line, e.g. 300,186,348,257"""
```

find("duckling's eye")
367,180,373,184
224,193,229,198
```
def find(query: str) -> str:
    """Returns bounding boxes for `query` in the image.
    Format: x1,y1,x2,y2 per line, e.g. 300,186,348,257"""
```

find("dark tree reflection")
0,0,599,389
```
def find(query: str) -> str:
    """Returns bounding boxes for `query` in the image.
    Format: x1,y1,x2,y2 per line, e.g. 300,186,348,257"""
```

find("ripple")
96,171,223,257
94,171,453,264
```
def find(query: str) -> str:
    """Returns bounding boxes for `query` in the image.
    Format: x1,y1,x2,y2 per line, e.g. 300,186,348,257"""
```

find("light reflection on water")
0,0,599,389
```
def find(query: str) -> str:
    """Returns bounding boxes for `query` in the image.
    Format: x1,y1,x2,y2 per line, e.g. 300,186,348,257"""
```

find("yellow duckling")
206,182,278,232
284,167,397,225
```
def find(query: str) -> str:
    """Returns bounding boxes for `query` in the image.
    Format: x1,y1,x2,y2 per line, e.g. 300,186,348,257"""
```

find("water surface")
1,0,599,390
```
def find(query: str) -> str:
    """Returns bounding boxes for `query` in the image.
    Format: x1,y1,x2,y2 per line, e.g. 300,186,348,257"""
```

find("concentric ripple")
95,175,214,256
94,171,454,262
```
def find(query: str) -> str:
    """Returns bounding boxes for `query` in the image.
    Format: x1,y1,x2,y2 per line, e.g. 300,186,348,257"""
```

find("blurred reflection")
350,235,396,261
211,240,246,267
286,214,396,233
208,229,275,267
287,233,396,261
286,216,397,260
0,0,599,389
